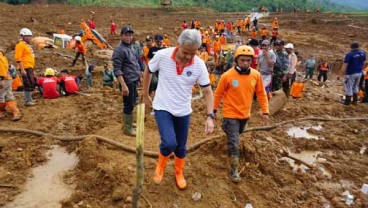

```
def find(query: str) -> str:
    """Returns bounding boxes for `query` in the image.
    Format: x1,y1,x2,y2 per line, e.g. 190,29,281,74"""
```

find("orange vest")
290,82,305,98
15,40,35,69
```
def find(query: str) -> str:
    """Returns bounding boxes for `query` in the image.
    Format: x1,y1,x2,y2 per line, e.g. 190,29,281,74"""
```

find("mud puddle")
281,151,331,178
4,145,78,208
287,125,324,140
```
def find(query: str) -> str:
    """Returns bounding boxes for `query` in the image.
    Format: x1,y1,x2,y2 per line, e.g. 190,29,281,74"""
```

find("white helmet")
20,28,33,36
284,43,294,49
75,36,82,41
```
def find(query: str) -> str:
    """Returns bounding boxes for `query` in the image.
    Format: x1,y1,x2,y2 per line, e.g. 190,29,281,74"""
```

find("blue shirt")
344,49,366,75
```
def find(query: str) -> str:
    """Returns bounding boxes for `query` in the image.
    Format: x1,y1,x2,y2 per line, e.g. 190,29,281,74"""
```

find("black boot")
343,96,352,105
352,94,358,105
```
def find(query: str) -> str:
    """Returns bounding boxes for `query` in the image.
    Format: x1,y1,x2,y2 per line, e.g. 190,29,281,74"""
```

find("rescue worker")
338,41,366,105
163,34,171,47
284,43,297,96
260,25,269,43
290,74,305,99
362,65,368,103
60,69,80,95
15,28,36,106
110,21,117,35
270,27,278,46
142,36,153,68
273,40,289,91
198,45,209,62
317,60,329,82
213,35,221,62
142,29,214,190
272,17,279,28
214,45,269,182
258,40,276,98
71,36,87,67
248,39,260,70
0,48,21,121
37,68,60,99
101,64,116,88
113,26,141,136
304,55,316,80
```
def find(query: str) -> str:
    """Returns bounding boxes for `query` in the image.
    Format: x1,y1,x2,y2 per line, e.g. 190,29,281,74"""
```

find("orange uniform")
74,42,86,54
319,62,328,71
14,40,35,69
214,68,269,119
213,40,221,53
249,31,257,39
163,37,170,47
290,82,305,98
364,66,368,79
260,28,269,37
209,73,215,86
0,52,11,80
219,36,226,45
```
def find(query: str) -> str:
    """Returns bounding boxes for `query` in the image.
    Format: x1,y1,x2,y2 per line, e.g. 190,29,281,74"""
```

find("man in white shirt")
143,29,215,190
284,43,297,97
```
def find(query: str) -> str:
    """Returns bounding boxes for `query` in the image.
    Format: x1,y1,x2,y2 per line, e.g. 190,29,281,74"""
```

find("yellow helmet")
234,46,254,59
44,67,55,76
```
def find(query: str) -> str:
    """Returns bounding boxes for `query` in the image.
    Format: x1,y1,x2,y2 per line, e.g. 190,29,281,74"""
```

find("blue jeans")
154,110,190,158
123,81,138,114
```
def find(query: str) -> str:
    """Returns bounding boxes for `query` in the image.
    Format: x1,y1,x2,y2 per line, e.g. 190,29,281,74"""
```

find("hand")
282,74,287,82
261,114,269,125
142,94,152,108
21,69,26,76
205,117,215,135
121,84,129,96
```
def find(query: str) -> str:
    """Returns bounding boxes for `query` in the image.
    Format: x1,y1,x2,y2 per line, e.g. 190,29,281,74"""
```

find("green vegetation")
0,0,359,12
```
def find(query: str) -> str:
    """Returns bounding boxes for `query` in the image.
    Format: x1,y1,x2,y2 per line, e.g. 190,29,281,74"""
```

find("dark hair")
61,69,69,74
351,41,359,49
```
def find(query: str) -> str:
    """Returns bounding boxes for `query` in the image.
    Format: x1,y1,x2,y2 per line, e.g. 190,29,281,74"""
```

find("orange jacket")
363,67,368,79
290,82,305,98
250,31,257,39
219,36,226,45
214,68,269,119
260,29,269,37
213,40,221,53
209,73,215,86
12,75,23,91
74,42,87,54
0,52,11,80
319,62,328,71
163,37,170,47
15,40,35,69
272,20,279,28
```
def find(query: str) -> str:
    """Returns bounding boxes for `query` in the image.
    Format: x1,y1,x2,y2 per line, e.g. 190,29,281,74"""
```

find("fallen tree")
0,116,367,158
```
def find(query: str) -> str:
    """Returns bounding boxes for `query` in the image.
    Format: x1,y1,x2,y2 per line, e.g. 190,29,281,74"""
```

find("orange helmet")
234,46,254,59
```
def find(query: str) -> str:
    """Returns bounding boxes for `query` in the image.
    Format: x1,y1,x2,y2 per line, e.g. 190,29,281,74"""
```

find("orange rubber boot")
174,156,187,189
153,153,170,184
0,103,6,119
6,101,22,121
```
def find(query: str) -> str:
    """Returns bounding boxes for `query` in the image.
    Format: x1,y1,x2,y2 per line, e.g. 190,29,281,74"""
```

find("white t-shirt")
148,47,210,117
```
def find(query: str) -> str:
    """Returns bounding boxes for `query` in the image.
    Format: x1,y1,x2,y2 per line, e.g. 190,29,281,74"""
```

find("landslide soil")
1,3,368,208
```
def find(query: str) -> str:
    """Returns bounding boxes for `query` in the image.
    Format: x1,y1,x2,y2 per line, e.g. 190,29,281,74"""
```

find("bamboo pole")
132,103,145,208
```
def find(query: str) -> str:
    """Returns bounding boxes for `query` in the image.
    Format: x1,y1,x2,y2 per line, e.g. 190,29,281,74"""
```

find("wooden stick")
224,188,237,202
0,184,15,188
132,104,145,208
142,194,152,208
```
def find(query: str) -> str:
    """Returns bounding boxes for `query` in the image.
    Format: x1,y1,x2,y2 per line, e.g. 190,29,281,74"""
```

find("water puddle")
360,145,367,154
4,145,78,208
287,125,324,140
281,151,331,178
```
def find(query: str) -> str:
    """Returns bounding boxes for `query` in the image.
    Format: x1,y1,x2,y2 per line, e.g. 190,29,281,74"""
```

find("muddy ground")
0,3,368,208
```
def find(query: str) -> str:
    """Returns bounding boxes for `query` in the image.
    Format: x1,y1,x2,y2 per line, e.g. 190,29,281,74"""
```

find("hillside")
0,0,359,12
328,0,368,10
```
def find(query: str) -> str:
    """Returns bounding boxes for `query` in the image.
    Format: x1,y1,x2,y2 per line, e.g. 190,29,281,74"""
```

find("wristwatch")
207,113,215,119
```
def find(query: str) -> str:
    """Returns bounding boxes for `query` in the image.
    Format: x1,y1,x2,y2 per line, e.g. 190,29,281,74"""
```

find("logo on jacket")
186,71,192,77
232,80,239,87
